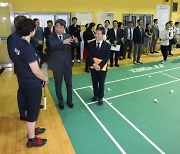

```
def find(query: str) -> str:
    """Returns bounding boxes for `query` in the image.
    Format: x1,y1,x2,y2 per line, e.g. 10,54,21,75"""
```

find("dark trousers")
119,43,125,58
150,37,158,52
36,45,45,67
168,39,174,55
110,50,119,65
22,86,42,122
53,68,72,104
91,69,107,100
133,44,143,62
161,45,168,61
85,58,89,70
17,86,27,117
123,40,133,58
71,46,81,60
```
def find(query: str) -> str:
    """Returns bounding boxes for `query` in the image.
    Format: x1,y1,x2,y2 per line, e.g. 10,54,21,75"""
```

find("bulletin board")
75,12,93,25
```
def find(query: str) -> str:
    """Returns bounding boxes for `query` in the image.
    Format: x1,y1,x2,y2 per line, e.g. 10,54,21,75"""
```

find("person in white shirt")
174,22,180,47
168,21,175,55
160,22,171,64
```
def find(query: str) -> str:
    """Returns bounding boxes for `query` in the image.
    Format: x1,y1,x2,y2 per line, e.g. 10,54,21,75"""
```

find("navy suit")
88,40,111,100
107,28,122,66
48,32,76,104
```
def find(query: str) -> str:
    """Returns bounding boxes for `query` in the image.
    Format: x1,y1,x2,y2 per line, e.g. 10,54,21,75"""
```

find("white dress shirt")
127,27,133,40
96,40,103,49
160,29,170,46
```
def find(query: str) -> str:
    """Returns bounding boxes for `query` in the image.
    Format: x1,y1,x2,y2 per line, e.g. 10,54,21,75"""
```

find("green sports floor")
48,57,180,154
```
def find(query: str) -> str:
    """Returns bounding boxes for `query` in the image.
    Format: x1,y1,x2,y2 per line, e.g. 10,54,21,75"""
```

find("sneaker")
26,137,47,148
161,60,165,64
77,59,81,63
133,61,137,64
35,127,46,135
72,60,75,63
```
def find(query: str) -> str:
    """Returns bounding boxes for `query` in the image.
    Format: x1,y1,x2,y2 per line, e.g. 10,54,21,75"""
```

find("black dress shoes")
67,102,74,108
59,103,64,109
98,99,103,105
115,64,119,67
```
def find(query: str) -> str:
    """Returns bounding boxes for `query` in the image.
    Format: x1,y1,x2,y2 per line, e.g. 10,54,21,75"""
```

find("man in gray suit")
48,19,78,109
123,21,134,59
31,18,44,67
150,19,159,54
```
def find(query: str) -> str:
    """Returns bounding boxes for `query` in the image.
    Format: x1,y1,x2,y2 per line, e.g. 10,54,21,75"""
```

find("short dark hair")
14,15,27,30
72,17,77,21
128,21,132,24
146,23,150,28
55,19,66,28
96,27,105,35
18,18,36,36
85,23,89,28
118,22,123,28
153,19,158,23
33,18,39,22
137,19,143,23
104,20,110,24
175,22,180,25
165,22,170,26
89,22,96,29
47,20,53,24
113,20,118,23
96,23,103,29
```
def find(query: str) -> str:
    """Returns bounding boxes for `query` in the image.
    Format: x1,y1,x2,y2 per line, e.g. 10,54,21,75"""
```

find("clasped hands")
93,63,100,71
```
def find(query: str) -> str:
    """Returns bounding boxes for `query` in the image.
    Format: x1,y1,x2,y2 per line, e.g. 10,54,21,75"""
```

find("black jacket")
68,24,82,42
88,40,111,70
107,28,122,45
133,26,145,44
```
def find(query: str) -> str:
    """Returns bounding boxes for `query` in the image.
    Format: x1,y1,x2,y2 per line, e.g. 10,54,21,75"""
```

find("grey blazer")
31,26,44,48
47,33,73,72
151,25,159,39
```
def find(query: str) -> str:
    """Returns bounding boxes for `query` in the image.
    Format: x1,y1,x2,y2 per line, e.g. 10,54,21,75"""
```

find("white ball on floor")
154,99,158,103
108,88,111,91
149,75,151,78
170,90,174,94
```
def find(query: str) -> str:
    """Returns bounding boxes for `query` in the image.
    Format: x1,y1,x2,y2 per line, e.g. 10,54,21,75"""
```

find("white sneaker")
161,60,165,64
77,59,81,63
72,60,75,63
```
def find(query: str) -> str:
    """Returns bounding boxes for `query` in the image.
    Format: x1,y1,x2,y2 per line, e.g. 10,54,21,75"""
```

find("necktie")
59,35,62,41
97,43,100,50
130,28,132,40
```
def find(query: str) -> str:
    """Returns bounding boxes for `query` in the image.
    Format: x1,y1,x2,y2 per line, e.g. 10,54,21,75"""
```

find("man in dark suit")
108,20,122,67
123,21,134,59
31,18,44,67
104,20,110,40
44,20,55,56
69,17,82,63
88,27,111,105
48,19,78,109
133,19,144,64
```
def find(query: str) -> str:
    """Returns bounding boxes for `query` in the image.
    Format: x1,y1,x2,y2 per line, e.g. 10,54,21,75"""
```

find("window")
14,12,71,28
